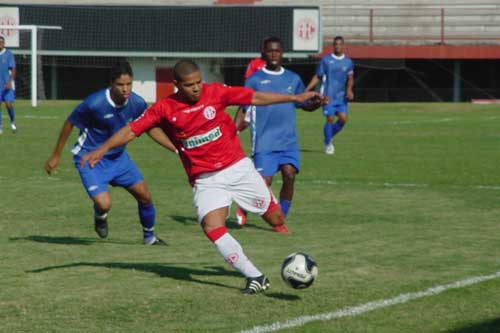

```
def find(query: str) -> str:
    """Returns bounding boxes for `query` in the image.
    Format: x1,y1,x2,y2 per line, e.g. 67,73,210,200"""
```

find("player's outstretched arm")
80,125,137,169
147,127,178,154
306,75,320,92
251,91,320,106
44,119,74,175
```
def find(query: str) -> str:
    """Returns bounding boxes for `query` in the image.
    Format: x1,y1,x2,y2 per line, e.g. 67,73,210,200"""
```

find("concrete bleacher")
319,0,500,45
11,0,500,45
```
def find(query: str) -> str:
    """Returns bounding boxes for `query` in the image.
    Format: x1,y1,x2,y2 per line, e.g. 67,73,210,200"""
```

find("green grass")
1,100,499,332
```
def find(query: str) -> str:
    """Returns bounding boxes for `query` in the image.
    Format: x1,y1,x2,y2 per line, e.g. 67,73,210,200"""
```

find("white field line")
282,179,500,191
391,117,456,125
0,114,59,119
22,115,59,119
239,271,500,333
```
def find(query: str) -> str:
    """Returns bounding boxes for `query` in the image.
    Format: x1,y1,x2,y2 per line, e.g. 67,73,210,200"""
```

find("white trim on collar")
262,67,285,75
106,88,128,108
0,49,6,55
331,53,345,60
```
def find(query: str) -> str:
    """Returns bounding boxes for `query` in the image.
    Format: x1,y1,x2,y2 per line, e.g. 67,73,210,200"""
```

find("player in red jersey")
80,60,321,295
244,57,266,79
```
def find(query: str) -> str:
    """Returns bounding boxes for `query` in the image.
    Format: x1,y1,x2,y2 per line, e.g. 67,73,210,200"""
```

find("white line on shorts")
239,271,500,333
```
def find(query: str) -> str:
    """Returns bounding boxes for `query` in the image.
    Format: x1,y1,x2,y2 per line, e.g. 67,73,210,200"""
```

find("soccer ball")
281,252,318,289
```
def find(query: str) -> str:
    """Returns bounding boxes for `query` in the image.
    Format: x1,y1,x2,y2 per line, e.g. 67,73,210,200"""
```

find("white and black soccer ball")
281,252,318,289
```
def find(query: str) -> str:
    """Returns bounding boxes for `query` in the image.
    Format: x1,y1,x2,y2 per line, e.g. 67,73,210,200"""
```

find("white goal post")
0,25,62,107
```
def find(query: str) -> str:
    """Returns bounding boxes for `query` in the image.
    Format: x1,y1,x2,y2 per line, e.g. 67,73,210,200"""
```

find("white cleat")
11,123,16,133
325,143,335,155
0,128,3,135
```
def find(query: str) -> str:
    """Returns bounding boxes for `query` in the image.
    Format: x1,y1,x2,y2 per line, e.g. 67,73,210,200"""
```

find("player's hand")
294,91,321,104
80,149,105,169
346,90,354,101
44,155,60,175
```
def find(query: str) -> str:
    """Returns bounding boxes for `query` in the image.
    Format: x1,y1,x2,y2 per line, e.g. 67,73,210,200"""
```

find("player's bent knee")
94,196,112,212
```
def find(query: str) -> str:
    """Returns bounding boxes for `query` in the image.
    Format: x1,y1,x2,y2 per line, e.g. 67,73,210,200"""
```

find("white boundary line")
279,179,500,191
239,271,500,333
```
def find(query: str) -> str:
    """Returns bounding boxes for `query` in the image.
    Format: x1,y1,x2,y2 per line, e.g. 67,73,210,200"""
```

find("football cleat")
11,123,16,133
242,275,270,295
94,218,108,239
272,224,290,234
325,143,335,155
236,206,247,226
144,236,168,246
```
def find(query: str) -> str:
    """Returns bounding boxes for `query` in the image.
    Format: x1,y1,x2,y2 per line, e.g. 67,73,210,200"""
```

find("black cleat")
94,218,108,239
144,236,168,246
242,275,270,295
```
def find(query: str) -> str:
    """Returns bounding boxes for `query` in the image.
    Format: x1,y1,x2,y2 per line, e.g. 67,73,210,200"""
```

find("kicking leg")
202,207,269,295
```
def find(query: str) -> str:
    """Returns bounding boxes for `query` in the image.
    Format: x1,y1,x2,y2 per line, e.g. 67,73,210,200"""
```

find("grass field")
1,100,499,333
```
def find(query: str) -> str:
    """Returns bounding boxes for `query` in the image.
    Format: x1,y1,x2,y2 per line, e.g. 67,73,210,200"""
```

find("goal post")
0,25,62,107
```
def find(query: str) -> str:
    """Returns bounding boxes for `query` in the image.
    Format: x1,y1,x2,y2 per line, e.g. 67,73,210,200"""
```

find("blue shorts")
74,151,144,198
253,150,300,177
323,103,348,117
0,89,15,103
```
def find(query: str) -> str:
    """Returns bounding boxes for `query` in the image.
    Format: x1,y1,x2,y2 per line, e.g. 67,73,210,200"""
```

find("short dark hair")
173,59,200,81
334,36,344,43
110,61,133,82
262,36,283,49
0,36,5,42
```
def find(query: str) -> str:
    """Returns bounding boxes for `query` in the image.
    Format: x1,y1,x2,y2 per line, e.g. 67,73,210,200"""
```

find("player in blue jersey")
0,36,17,134
307,36,354,155
44,61,172,245
234,36,326,231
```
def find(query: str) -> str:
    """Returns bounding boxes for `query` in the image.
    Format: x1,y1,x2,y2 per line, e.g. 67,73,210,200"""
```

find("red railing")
330,7,500,45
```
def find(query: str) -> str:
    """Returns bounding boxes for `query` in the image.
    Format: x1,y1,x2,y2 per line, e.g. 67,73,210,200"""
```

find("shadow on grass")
9,235,100,246
169,215,198,225
264,292,301,301
447,318,500,333
27,262,242,290
169,214,273,232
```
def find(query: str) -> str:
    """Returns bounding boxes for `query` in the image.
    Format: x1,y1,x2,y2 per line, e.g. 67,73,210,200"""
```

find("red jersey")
129,83,254,185
244,57,266,79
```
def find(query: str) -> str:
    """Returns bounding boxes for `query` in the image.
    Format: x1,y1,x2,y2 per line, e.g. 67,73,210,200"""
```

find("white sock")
213,233,262,278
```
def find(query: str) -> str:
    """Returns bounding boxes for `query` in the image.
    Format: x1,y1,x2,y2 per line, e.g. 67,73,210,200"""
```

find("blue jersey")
0,48,16,88
316,54,354,105
68,88,148,158
245,67,305,155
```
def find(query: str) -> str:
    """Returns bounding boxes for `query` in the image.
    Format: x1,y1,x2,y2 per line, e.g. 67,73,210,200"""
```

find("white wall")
130,58,224,103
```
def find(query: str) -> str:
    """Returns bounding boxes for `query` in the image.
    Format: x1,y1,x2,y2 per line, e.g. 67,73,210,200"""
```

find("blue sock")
331,121,345,138
323,123,333,145
280,199,291,217
138,202,156,239
7,107,14,123
0,109,3,128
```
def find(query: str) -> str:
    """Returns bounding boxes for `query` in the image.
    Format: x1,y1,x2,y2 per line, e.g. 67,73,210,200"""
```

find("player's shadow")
447,317,500,333
169,214,272,232
9,235,98,246
264,292,301,301
169,214,198,225
27,262,242,290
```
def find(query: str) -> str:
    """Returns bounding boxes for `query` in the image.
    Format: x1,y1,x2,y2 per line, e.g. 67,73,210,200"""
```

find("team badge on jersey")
203,106,216,120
